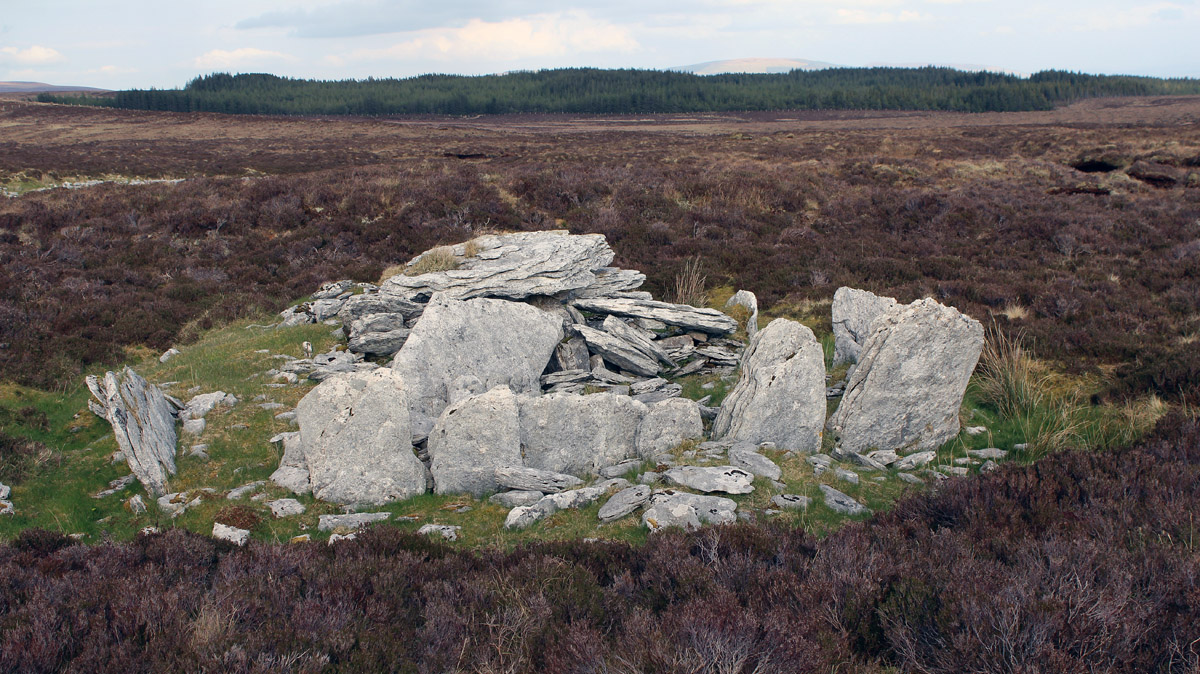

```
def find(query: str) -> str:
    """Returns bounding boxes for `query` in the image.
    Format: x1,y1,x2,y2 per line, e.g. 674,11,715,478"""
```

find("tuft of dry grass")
671,256,708,307
404,246,460,276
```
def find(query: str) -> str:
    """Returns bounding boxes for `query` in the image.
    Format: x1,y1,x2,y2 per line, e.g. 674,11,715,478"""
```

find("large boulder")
826,298,984,454
636,398,704,458
391,294,563,425
382,230,616,301
296,368,426,505
519,392,647,476
570,297,738,334
832,287,898,367
713,319,825,453
428,386,523,497
86,367,177,496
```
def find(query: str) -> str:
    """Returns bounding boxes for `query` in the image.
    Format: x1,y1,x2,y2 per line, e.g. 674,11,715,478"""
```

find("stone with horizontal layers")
713,319,826,453
494,465,582,493
518,392,647,476
318,512,391,531
428,386,523,497
572,324,661,377
827,298,984,454
296,368,426,505
391,294,562,425
602,315,675,368
571,296,738,335
337,292,424,325
832,287,899,367
383,230,616,301
86,367,178,497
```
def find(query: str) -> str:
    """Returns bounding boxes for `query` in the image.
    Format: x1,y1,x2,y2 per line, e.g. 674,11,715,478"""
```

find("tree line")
39,67,1200,116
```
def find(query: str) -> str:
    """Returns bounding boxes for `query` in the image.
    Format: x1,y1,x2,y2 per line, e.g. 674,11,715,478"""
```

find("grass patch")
404,246,460,276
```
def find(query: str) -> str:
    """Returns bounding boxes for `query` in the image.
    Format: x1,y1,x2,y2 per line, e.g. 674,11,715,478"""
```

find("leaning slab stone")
553,337,592,372
663,465,755,494
270,432,310,494
827,298,984,454
573,324,660,377
429,386,523,497
383,230,616,301
598,485,652,522
571,297,738,335
819,485,871,516
297,368,426,505
724,290,759,339
494,466,583,493
832,287,898,367
636,398,704,459
86,367,178,497
728,444,782,481
602,315,675,367
713,319,825,453
519,393,647,476
573,267,647,299
318,512,391,532
391,294,563,423
213,523,250,547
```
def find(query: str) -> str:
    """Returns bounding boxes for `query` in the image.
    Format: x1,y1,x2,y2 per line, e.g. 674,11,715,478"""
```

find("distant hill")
671,57,842,75
0,81,108,93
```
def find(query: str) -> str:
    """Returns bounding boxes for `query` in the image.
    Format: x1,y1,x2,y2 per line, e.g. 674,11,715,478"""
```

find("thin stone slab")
728,445,782,481
573,324,660,377
318,512,391,531
725,289,760,339
86,367,178,496
571,297,738,335
602,315,675,367
489,490,544,507
967,448,1008,460
494,465,582,493
663,465,754,494
772,494,811,510
819,485,871,516
573,266,647,299
894,451,937,471
383,230,615,301
598,485,652,522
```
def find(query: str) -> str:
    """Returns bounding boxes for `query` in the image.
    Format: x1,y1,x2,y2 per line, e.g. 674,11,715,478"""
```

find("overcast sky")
2,0,1197,89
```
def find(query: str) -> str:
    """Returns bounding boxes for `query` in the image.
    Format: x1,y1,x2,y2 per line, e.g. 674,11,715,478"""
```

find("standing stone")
86,367,178,497
428,386,523,497
832,287,899,367
636,398,704,458
724,290,759,339
519,393,647,475
827,298,984,454
391,293,563,425
713,319,826,453
296,368,426,505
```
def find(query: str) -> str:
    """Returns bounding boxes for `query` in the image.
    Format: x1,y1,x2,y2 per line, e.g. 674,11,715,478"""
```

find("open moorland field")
0,97,1199,672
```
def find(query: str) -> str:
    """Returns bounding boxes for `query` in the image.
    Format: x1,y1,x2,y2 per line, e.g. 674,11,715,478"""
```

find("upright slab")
827,298,984,454
831,287,898,367
519,392,647,476
428,386,523,497
86,367,178,496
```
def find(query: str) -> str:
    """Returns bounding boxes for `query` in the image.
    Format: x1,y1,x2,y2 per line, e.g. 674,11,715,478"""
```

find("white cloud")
333,12,639,64
194,47,293,69
0,45,65,64
1071,2,1197,31
834,9,927,23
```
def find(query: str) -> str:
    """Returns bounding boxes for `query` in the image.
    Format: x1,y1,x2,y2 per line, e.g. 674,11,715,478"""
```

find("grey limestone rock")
819,485,870,516
338,292,424,325
213,523,250,547
318,512,391,531
227,481,265,500
894,451,937,471
429,386,523,497
297,368,426,505
772,494,811,510
663,465,754,494
600,459,642,479
383,230,616,301
489,490,545,507
127,494,147,514
267,498,306,518
572,324,660,377
724,289,759,339
519,392,646,475
835,468,860,485
494,465,582,493
391,294,563,423
598,485,652,522
648,490,737,526
312,279,356,300
418,524,461,541
553,337,592,372
636,398,703,458
573,266,647,299
348,328,410,356
728,444,783,481
602,315,675,367
967,447,1008,460
180,391,235,420
832,287,898,367
713,319,825,453
827,298,984,454
897,472,924,484
641,500,702,532
270,431,310,495
86,367,178,497
571,296,738,335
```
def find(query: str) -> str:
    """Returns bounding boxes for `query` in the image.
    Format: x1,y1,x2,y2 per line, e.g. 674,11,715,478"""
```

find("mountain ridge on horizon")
0,81,110,93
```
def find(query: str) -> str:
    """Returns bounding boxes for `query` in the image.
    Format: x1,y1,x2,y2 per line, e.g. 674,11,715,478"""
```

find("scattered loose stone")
894,451,937,471
227,481,265,500
600,459,642,479
1013,443,1029,451
967,448,1008,460
728,444,783,481
981,460,999,473
819,485,870,516
964,425,987,436
598,485,652,522
897,472,924,485
807,454,833,476
318,512,391,532
328,533,357,545
939,465,970,477
269,431,310,495
159,348,181,363
213,523,250,546
0,500,14,515
637,471,661,485
835,468,860,485
641,501,701,532
259,402,284,411
92,474,138,498
489,490,544,508
663,465,755,494
866,449,900,466
418,524,461,541
0,482,10,500
649,490,737,525
157,491,203,517
772,494,812,510
267,498,306,518
182,418,206,436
